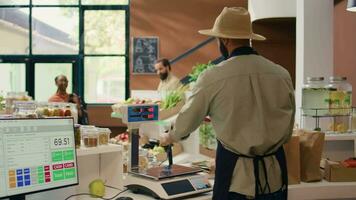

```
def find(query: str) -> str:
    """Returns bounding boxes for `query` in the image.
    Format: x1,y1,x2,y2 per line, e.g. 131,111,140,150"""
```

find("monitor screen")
0,118,78,198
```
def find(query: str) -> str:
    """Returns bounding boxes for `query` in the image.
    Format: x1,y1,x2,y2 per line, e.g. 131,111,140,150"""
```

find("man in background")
154,58,182,93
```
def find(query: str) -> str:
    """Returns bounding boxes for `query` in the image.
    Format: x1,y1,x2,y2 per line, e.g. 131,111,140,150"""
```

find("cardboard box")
324,160,356,182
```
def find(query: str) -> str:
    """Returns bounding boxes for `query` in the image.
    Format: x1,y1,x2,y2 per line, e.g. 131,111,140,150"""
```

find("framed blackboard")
132,37,159,74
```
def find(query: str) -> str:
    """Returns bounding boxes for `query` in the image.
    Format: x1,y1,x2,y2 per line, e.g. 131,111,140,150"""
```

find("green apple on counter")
89,179,105,197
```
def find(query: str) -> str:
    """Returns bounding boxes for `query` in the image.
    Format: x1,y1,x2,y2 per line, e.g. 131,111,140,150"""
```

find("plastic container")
327,76,352,115
13,101,37,118
302,77,329,116
97,128,111,145
82,129,98,148
4,92,32,114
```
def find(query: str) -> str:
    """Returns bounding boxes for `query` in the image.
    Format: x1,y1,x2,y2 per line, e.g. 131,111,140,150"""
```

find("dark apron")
212,141,288,200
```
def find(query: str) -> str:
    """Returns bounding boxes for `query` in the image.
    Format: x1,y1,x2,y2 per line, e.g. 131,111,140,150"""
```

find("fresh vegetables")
116,132,129,142
0,95,4,111
123,98,154,105
199,122,217,149
189,62,215,82
161,85,188,110
153,146,166,154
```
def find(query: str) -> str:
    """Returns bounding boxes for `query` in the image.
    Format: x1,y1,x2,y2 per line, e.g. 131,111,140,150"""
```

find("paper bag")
283,135,301,184
298,130,325,182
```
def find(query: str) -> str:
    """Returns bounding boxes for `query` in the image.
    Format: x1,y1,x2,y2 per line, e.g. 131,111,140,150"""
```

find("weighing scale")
119,104,212,199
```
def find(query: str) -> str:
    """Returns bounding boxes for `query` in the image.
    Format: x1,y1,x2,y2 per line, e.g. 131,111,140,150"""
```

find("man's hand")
159,132,174,147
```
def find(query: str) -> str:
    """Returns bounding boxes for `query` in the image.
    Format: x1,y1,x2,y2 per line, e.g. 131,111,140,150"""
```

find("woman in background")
49,75,88,124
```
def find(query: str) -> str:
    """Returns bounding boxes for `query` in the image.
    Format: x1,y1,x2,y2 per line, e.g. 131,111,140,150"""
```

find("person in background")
154,58,182,93
49,75,70,102
160,7,295,200
49,75,88,125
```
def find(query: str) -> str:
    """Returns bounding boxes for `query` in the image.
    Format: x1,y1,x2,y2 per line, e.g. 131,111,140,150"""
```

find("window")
0,0,29,5
83,8,127,103
82,0,128,5
0,8,30,55
32,7,79,54
84,10,126,55
32,0,78,5
0,63,26,92
84,57,125,103
35,63,73,101
0,2,129,104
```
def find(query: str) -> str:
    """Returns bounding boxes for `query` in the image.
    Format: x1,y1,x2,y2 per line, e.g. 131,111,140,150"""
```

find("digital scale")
119,104,212,199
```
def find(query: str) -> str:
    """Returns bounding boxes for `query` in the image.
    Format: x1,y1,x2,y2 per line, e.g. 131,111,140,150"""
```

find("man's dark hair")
156,58,171,70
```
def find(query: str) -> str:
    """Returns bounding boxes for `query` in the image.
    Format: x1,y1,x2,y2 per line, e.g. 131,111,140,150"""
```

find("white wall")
295,0,334,124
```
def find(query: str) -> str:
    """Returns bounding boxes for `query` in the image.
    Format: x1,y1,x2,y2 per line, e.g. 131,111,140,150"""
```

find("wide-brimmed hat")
199,7,266,41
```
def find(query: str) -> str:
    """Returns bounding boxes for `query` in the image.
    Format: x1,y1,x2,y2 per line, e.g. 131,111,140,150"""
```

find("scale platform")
126,168,212,200
130,164,203,180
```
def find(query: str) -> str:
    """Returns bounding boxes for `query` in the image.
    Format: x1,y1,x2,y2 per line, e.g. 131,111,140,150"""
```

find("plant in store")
0,94,4,111
188,62,215,82
199,121,217,149
161,85,189,110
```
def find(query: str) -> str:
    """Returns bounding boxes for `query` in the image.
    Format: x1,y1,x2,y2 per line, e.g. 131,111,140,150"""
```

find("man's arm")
169,86,210,142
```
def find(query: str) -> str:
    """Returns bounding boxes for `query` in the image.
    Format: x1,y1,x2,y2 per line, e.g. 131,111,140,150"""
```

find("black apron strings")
213,140,288,200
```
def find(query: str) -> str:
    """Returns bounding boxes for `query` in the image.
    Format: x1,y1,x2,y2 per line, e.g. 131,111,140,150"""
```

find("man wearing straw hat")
161,7,295,200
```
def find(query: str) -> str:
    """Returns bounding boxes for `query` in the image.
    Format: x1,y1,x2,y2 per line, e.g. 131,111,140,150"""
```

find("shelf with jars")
301,76,353,134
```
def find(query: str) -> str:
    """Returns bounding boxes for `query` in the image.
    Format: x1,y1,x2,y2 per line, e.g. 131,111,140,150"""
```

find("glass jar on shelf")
74,124,81,148
97,128,111,145
352,108,356,132
302,77,329,116
82,129,98,148
327,76,352,115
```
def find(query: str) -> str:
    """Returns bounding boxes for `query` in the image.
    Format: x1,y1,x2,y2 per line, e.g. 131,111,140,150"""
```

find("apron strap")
274,146,288,199
212,141,239,200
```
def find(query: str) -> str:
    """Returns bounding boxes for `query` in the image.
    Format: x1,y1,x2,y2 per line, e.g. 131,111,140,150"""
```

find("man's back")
199,54,295,156
186,54,295,196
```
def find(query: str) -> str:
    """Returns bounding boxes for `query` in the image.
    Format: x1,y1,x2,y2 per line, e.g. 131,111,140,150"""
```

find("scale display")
0,118,78,198
162,176,211,196
127,105,159,122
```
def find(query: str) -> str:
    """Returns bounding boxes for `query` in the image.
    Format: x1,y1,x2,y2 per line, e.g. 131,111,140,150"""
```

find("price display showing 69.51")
51,137,72,149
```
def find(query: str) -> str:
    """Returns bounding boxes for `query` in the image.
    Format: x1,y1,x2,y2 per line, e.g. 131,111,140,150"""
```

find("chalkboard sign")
132,37,159,74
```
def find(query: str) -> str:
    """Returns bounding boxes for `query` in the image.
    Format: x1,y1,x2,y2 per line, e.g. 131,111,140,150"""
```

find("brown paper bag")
298,130,325,182
283,135,301,184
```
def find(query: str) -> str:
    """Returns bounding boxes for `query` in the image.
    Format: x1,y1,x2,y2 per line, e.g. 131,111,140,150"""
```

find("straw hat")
199,7,266,41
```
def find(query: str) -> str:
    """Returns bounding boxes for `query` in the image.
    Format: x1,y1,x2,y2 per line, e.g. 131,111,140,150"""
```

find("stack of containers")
80,125,112,148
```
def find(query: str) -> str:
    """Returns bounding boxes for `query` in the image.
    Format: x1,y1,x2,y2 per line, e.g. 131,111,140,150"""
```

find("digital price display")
127,105,159,123
51,137,71,149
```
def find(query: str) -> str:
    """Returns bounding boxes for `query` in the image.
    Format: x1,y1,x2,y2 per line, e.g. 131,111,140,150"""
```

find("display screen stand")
9,195,25,200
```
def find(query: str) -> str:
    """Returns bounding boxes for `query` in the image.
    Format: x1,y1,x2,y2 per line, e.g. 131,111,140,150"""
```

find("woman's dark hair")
54,75,68,83
155,58,171,70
